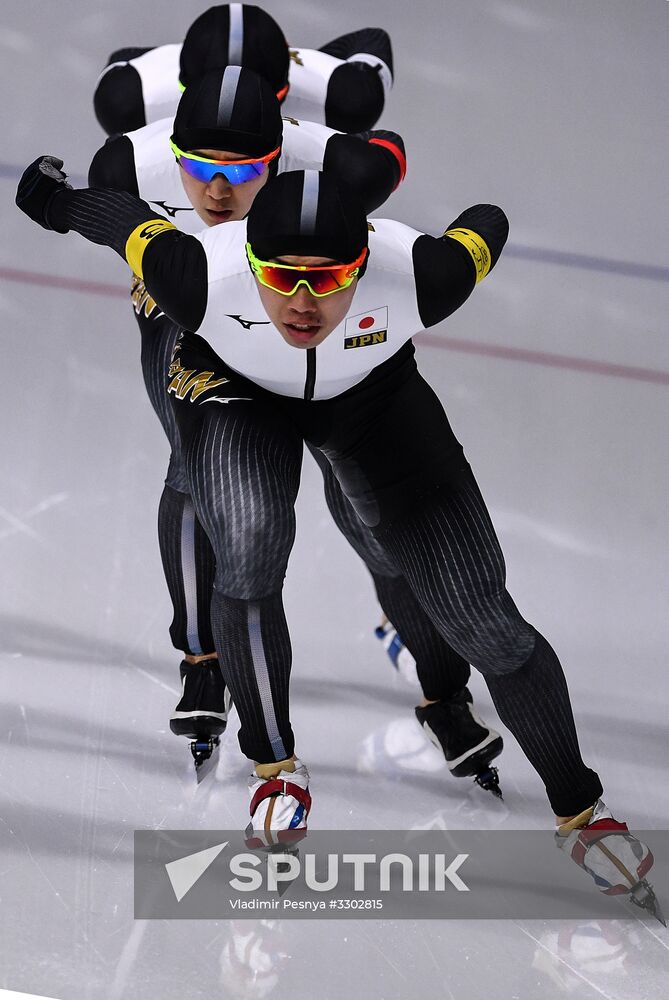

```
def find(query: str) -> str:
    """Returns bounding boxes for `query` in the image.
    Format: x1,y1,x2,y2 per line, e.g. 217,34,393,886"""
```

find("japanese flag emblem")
344,306,388,349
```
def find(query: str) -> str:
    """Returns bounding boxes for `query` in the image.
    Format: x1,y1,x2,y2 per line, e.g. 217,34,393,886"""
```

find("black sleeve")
141,231,208,333
105,46,154,67
88,135,139,196
322,130,405,214
319,28,393,77
93,64,146,136
412,205,509,328
320,28,393,131
49,187,208,331
324,63,385,133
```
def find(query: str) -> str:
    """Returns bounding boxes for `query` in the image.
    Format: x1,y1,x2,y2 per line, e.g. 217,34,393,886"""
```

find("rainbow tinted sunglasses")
170,140,280,185
246,243,368,297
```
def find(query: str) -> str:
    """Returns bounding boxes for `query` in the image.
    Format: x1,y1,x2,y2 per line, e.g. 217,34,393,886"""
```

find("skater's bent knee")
215,555,289,600
465,626,536,676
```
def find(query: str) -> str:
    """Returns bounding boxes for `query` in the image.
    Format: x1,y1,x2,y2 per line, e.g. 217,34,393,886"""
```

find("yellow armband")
443,227,492,283
125,219,176,279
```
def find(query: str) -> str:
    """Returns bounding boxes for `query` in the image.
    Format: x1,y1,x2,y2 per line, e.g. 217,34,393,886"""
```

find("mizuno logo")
201,396,253,405
226,315,271,330
150,200,194,218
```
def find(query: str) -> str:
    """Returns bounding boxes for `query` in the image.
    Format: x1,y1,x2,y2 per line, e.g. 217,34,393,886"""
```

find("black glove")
15,156,72,233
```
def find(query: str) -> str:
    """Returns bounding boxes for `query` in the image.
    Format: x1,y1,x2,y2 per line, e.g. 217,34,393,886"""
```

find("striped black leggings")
170,333,602,817
139,305,471,699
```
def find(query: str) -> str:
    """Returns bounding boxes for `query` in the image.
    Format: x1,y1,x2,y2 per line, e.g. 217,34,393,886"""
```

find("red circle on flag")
359,316,375,329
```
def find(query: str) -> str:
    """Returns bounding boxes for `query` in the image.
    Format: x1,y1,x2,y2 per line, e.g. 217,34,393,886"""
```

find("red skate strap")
572,819,652,888
578,818,629,845
245,829,308,851
637,849,654,879
245,835,266,850
250,779,312,817
571,819,629,867
278,828,308,844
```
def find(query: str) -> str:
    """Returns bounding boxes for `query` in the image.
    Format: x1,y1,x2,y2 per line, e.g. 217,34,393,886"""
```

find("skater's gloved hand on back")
16,156,72,233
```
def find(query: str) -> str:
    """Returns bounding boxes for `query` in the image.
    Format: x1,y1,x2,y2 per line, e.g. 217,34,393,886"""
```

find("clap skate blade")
453,741,504,800
474,764,503,799
629,878,666,926
190,735,220,783
592,828,666,926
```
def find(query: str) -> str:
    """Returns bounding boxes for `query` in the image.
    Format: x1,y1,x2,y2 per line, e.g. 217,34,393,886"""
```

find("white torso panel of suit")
97,45,182,125
193,219,424,400
96,41,392,127
128,116,339,235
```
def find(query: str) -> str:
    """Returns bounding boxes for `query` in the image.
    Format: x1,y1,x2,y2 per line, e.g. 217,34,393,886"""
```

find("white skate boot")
375,618,420,687
556,799,664,924
245,758,311,848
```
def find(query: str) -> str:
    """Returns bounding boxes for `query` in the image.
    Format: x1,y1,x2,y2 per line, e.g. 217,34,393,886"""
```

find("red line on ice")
0,265,128,299
2,264,668,387
414,334,669,387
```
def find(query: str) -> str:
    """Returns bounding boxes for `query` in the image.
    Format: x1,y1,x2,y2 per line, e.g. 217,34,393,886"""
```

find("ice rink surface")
1,0,668,997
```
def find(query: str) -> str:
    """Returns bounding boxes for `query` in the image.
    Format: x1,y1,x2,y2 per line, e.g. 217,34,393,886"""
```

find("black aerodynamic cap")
247,170,369,264
171,66,283,157
180,4,289,94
